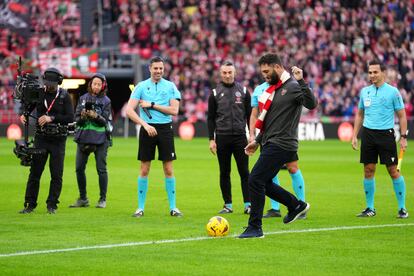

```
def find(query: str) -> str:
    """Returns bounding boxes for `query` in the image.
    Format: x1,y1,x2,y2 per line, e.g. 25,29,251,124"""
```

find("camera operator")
70,73,112,209
19,67,74,214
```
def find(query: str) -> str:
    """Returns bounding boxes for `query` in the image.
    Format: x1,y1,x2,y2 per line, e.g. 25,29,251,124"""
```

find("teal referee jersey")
358,82,404,130
131,78,181,124
252,82,269,107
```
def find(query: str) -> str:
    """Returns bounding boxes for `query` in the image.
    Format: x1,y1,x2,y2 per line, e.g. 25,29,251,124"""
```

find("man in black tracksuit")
207,61,252,214
239,53,317,238
19,68,74,214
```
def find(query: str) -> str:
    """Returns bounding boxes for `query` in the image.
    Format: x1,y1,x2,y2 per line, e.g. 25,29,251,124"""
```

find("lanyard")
44,90,60,115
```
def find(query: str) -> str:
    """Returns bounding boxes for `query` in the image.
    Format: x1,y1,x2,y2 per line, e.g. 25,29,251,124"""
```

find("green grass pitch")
0,138,413,275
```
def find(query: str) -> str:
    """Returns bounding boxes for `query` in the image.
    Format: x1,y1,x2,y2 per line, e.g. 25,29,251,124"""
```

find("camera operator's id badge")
364,98,371,107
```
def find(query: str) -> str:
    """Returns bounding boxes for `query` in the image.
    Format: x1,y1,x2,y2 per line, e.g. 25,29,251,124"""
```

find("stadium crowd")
0,0,83,116
0,0,413,122
113,0,414,121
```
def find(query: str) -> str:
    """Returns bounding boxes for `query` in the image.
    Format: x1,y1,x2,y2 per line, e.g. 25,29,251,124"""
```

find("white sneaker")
132,208,144,217
170,208,183,217
96,200,106,208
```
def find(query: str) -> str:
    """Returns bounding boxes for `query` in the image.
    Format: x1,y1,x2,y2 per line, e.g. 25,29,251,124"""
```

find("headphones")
43,67,64,85
91,73,107,91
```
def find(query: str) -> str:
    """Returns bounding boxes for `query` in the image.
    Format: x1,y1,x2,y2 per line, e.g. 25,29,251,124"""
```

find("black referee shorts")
360,127,398,165
138,123,177,161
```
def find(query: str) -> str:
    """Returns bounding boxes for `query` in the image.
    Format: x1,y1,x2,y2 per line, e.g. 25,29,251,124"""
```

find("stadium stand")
0,0,413,123
103,0,414,122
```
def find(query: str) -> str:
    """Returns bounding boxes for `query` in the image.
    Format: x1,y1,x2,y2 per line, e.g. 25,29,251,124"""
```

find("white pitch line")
1,223,413,258
264,223,414,235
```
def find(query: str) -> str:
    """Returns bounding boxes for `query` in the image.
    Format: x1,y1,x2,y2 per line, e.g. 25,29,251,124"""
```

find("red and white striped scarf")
255,70,291,134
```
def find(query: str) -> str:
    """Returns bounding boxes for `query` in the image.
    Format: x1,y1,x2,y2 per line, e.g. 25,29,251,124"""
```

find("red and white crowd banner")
39,48,72,76
38,48,98,78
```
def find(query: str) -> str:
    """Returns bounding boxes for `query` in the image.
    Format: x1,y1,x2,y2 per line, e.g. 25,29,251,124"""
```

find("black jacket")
35,88,74,124
207,82,251,140
32,88,74,137
256,78,317,151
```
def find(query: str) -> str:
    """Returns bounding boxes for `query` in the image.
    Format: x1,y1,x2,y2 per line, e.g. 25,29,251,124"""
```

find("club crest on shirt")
281,89,287,96
235,91,242,104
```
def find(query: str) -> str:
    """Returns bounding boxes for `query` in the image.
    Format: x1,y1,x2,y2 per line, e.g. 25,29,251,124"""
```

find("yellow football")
206,216,230,237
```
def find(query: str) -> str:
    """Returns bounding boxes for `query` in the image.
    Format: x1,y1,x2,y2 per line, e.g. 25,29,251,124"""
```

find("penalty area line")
1,223,413,258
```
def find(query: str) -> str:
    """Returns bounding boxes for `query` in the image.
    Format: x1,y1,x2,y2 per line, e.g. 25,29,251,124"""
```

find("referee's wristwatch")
401,130,409,139
150,102,155,109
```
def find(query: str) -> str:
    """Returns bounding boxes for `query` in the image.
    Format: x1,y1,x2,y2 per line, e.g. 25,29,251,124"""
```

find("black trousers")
249,143,300,229
76,141,109,201
24,135,67,209
216,134,250,204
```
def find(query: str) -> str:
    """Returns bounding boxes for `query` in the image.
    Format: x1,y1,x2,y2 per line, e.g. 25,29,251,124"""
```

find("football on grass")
206,216,229,237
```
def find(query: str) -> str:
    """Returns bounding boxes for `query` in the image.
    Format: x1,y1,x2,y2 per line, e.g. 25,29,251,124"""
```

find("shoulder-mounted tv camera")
12,57,45,166
13,57,44,109
12,57,71,166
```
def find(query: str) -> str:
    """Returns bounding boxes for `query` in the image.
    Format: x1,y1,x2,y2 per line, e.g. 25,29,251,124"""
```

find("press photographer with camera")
70,73,112,209
19,67,74,215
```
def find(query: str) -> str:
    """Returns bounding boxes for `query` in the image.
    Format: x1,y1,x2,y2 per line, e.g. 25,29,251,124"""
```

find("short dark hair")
258,53,283,67
367,59,386,71
150,56,165,65
221,60,234,66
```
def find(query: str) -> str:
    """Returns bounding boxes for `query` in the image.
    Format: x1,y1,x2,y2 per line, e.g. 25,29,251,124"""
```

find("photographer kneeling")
19,67,74,214
70,73,112,209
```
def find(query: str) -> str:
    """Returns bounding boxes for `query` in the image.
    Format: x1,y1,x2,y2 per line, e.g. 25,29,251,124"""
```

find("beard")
268,70,280,85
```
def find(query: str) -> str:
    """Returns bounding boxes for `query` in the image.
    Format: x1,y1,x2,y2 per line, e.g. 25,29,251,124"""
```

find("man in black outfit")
239,53,317,238
207,61,252,214
19,67,74,214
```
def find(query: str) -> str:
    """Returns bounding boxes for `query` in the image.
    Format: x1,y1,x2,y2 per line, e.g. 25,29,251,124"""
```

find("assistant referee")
352,59,408,219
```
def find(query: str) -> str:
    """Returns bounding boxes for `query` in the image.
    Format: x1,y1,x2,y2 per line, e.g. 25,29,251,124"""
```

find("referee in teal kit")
126,56,183,218
352,59,408,219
